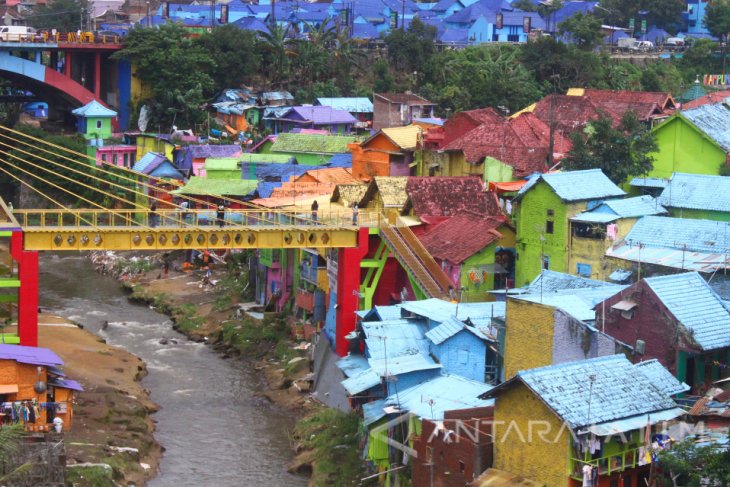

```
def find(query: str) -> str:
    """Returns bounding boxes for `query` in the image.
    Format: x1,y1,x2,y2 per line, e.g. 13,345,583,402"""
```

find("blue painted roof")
352,22,379,39
630,177,669,188
622,215,730,254
570,212,620,223
232,16,269,32
681,104,730,151
596,195,666,218
342,367,382,395
659,173,730,213
518,169,625,202
325,153,353,168
363,399,387,425
71,100,117,118
501,11,545,30
336,354,371,377
399,298,506,322
254,181,282,198
425,316,492,345
359,304,404,322
361,319,441,376
382,374,493,420
132,152,183,179
644,272,730,351
634,359,689,396
553,1,597,25
439,27,469,42
502,355,680,429
316,97,373,113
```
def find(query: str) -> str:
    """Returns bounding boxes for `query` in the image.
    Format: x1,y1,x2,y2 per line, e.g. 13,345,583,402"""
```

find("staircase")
379,224,453,300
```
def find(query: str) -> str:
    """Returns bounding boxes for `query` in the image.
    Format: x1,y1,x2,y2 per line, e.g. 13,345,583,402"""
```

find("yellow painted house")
481,355,687,487
567,196,667,281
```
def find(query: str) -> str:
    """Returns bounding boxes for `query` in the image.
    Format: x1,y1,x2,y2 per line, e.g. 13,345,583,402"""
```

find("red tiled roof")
442,112,571,177
683,89,730,109
533,95,620,135
461,107,503,125
418,216,504,265
582,89,676,111
405,177,503,217
294,167,360,184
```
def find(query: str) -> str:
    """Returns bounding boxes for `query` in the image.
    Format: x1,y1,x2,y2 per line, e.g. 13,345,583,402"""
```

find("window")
545,220,554,234
112,154,118,165
547,209,554,217
576,263,592,277
572,222,605,239
123,154,129,167
101,154,107,162
96,120,102,129
458,349,469,364
459,460,465,473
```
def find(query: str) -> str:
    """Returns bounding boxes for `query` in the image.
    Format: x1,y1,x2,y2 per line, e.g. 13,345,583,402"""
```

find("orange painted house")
0,344,83,432
350,125,421,181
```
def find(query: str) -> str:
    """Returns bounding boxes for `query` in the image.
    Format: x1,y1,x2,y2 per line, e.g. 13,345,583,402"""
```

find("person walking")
311,200,319,223
352,203,359,226
150,201,158,228
179,200,189,225
216,204,225,228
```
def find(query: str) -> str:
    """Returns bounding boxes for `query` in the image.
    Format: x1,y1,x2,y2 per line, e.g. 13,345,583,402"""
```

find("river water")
39,254,307,487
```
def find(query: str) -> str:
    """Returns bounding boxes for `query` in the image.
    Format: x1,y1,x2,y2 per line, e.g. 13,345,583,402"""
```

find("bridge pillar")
34,51,41,64
334,228,369,356
10,232,38,347
94,52,101,99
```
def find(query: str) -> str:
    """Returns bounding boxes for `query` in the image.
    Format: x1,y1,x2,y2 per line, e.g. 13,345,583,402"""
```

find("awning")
612,299,637,311
0,384,18,394
585,407,685,436
489,181,527,193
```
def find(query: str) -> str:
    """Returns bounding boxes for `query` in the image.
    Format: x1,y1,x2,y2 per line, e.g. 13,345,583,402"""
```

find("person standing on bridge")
150,201,158,228
352,203,359,226
216,204,225,228
311,200,319,223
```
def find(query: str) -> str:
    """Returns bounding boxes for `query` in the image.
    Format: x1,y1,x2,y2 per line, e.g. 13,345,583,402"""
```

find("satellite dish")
34,380,47,394
138,105,150,132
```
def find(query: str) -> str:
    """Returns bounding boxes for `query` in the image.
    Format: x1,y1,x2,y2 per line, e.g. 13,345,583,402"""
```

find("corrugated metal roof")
525,270,616,294
382,374,493,420
514,355,679,429
634,359,690,396
380,125,422,150
586,407,685,436
681,104,730,151
518,169,625,202
362,399,387,425
399,298,506,322
630,177,669,188
0,344,63,366
512,294,597,322
336,354,371,377
570,212,619,223
607,241,730,273
621,215,730,254
316,97,373,113
645,272,730,351
660,173,730,213
171,176,258,196
342,367,382,395
598,195,667,218
281,106,358,125
271,133,356,154
425,316,491,345
368,354,442,377
71,100,117,118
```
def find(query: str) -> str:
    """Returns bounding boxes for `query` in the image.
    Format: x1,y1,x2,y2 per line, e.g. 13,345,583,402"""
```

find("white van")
0,26,37,41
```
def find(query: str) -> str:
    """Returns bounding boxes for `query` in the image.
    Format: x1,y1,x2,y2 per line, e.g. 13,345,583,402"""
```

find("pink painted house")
96,145,136,168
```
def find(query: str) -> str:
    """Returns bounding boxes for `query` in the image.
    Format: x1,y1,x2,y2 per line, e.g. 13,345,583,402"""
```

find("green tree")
194,25,261,89
258,23,295,88
373,59,394,93
558,12,604,51
520,36,604,89
639,61,683,93
676,39,721,83
511,0,537,12
538,0,564,33
562,111,657,183
657,436,730,487
27,0,86,32
383,17,437,73
705,0,730,41
112,24,215,129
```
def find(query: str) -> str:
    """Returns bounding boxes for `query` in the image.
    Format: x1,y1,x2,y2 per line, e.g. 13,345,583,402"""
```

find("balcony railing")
570,446,643,479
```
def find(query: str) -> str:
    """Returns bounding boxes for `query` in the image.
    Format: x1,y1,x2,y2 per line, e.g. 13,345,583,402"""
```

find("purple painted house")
270,106,357,134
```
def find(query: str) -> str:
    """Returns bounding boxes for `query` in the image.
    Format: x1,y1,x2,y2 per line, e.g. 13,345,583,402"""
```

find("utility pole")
146,1,150,28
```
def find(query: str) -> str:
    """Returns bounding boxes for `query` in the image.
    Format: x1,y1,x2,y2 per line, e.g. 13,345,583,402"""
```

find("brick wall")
493,382,569,487
503,299,555,379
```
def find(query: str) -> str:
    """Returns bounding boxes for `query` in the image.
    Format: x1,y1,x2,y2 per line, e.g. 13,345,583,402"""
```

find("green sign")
629,18,635,30
641,19,647,34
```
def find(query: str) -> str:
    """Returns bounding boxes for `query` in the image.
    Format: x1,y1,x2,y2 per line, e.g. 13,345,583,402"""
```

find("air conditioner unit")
635,339,646,355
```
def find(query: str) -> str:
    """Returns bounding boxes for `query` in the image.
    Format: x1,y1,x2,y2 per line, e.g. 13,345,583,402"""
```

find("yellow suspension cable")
0,125,256,210
0,148,141,226
0,159,98,228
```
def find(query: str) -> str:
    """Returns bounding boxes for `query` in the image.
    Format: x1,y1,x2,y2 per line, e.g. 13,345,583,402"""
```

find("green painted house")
514,169,625,286
72,100,117,159
260,133,357,166
203,158,241,179
658,172,730,221
649,104,730,179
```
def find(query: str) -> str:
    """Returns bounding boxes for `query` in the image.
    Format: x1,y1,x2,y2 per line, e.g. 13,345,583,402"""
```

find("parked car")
665,37,685,49
0,26,36,41
629,40,654,52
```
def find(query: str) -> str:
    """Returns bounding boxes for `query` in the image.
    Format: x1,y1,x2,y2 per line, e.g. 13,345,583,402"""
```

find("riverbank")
7,314,162,486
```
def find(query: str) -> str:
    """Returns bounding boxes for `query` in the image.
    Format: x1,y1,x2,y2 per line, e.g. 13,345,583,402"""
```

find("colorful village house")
316,97,374,130
175,144,242,177
647,104,730,180
0,344,83,432
372,92,435,131
568,195,667,280
132,152,185,213
596,272,730,392
402,177,515,296
350,125,421,181
480,354,687,487
605,216,730,276
269,105,357,134
95,144,136,168
257,133,356,166
129,133,176,163
210,88,257,134
657,172,730,222
71,100,117,158
513,169,625,286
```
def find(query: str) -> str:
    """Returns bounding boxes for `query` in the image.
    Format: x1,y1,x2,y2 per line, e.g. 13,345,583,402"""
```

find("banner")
523,16,531,33
220,4,229,24
496,13,503,30
390,11,398,29
163,1,169,18
641,19,647,34
702,74,730,86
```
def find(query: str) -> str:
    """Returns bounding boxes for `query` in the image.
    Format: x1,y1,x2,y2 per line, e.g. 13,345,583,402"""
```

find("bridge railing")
0,32,121,45
13,208,381,229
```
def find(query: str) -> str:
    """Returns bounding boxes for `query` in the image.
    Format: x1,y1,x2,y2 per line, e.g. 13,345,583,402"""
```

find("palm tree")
259,22,295,88
329,26,366,92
